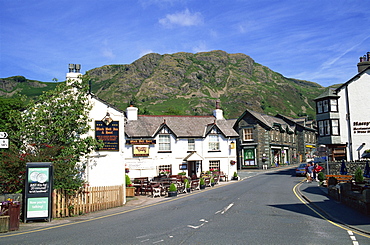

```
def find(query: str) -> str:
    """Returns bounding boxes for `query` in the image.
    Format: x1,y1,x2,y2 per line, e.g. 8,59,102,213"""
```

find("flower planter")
200,185,206,190
168,191,177,197
186,188,191,193
126,187,135,197
0,216,9,233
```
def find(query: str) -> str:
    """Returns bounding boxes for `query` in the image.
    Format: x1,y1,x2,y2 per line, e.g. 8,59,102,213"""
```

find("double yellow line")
293,180,370,239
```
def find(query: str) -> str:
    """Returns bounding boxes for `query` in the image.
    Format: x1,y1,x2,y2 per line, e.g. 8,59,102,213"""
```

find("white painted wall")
338,70,370,160
125,132,237,180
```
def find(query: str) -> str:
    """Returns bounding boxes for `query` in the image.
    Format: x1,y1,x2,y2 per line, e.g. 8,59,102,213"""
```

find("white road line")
215,203,234,215
222,203,234,214
348,230,359,244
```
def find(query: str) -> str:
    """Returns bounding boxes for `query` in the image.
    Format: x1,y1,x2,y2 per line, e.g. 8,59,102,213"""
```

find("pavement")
10,164,370,235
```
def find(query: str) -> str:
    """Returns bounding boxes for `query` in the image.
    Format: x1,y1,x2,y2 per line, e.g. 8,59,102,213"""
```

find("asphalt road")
1,167,370,244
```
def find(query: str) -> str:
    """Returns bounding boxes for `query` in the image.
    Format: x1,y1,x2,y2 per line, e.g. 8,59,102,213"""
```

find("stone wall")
328,182,370,215
320,161,369,175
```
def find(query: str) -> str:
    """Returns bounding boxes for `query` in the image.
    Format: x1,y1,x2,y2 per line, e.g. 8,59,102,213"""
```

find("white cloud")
101,48,116,59
159,9,204,28
192,41,208,53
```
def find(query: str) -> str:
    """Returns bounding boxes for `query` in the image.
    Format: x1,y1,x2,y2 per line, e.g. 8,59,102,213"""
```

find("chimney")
213,99,224,120
126,105,138,121
66,64,82,85
357,52,370,73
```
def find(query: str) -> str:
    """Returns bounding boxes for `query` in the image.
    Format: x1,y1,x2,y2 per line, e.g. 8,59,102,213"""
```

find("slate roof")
238,109,294,133
125,115,239,138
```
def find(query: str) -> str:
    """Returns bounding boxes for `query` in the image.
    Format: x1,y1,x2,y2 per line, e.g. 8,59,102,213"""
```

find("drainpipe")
344,86,353,161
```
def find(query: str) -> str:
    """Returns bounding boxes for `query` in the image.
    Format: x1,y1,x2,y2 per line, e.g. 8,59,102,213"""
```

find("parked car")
295,163,307,176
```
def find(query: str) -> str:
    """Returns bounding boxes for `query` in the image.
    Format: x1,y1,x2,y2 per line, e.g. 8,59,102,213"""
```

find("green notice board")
24,162,53,222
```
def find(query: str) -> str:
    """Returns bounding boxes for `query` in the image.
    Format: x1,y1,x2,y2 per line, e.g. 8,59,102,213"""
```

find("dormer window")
209,135,220,151
159,134,171,151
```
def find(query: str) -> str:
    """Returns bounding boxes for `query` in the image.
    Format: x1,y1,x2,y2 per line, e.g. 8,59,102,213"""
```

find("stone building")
234,109,316,169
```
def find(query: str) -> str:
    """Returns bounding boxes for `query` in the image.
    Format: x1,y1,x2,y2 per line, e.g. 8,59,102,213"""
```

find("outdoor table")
132,183,142,196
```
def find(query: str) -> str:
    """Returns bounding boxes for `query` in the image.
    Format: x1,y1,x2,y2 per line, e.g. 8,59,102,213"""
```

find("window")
317,101,323,113
159,134,171,151
188,138,195,151
318,119,339,136
323,100,329,112
319,121,324,136
243,128,253,141
209,160,220,171
330,99,338,112
332,120,339,135
158,165,171,175
324,120,330,135
317,99,338,114
209,135,220,151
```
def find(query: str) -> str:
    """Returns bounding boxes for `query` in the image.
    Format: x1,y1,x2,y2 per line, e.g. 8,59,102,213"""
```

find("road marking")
215,203,234,215
293,180,370,239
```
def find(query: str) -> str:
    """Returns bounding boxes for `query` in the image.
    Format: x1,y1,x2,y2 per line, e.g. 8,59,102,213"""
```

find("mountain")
1,50,329,119
87,50,325,119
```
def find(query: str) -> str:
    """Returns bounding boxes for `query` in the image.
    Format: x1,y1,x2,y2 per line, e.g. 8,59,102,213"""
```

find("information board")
24,162,53,222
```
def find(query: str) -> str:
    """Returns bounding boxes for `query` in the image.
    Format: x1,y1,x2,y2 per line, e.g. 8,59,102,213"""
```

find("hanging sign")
95,121,119,151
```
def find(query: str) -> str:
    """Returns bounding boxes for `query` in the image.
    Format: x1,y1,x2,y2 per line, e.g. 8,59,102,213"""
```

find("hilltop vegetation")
1,50,329,119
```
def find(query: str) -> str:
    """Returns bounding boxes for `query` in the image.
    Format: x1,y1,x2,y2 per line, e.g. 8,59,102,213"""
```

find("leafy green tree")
1,76,102,193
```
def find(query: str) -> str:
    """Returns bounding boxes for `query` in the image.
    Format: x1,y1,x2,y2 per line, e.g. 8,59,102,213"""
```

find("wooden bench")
326,175,353,185
190,179,199,191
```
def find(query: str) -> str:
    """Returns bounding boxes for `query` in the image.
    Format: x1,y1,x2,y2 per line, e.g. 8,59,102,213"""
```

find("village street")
1,167,370,244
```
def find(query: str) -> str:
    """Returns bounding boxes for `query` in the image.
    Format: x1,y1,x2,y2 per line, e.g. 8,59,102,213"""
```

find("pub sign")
95,120,119,151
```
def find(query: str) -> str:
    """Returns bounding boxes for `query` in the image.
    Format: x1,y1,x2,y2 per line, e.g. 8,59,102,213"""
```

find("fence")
52,185,124,218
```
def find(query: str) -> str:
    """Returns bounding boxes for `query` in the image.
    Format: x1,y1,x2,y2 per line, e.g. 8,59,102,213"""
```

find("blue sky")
1,0,369,87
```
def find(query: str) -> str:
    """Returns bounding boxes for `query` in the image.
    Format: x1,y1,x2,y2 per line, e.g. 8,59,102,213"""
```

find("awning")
183,152,204,161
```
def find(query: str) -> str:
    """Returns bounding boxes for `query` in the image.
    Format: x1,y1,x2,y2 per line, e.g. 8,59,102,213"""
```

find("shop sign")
126,139,156,145
133,145,149,157
353,121,370,134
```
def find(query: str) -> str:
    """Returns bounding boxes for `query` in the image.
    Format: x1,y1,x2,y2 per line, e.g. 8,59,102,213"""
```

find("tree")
1,75,102,193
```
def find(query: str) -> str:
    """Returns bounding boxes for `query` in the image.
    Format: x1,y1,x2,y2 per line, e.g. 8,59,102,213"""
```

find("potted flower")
185,179,191,193
211,177,215,187
125,174,135,197
354,167,364,184
200,177,206,189
231,171,239,181
168,183,177,197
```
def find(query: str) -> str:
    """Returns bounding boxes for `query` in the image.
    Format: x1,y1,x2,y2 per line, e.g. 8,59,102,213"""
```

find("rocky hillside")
87,50,325,119
1,50,329,119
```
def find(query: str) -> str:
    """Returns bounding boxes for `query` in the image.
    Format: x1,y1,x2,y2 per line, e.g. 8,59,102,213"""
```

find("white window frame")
332,119,339,135
209,135,220,151
188,138,195,151
159,134,171,151
330,99,338,112
243,128,253,141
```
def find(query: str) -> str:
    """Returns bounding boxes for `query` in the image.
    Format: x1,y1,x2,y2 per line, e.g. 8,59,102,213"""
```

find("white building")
315,52,370,161
124,101,239,180
66,65,126,188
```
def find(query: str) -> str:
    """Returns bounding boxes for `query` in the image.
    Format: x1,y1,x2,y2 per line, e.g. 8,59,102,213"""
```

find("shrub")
317,172,325,182
355,168,364,183
125,174,132,187
200,177,205,185
169,183,177,192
